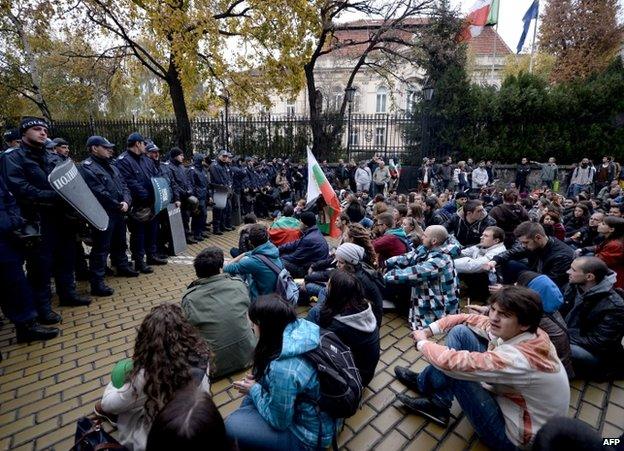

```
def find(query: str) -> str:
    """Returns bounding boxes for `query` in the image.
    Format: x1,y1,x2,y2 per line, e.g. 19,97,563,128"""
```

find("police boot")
186,235,198,244
146,255,168,265
38,311,62,325
91,283,114,297
116,265,139,277
59,293,92,307
135,260,153,274
202,231,211,238
16,321,59,343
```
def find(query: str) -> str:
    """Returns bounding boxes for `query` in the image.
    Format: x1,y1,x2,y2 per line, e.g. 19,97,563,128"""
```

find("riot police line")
0,116,304,346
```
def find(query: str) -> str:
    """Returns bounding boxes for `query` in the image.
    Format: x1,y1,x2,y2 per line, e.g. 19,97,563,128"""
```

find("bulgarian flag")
458,0,499,42
306,147,341,238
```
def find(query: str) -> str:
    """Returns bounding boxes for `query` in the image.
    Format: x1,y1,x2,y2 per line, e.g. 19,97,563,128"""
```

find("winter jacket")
596,239,624,289
101,367,211,451
373,227,410,268
493,237,574,287
355,262,385,326
223,241,283,301
446,214,497,247
418,314,569,447
318,304,380,386
471,167,489,188
188,154,209,202
181,273,256,378
569,165,595,186
515,163,531,187
539,163,558,183
564,271,624,370
115,150,158,206
372,166,390,186
489,203,530,248
384,238,461,325
279,225,329,268
209,160,233,188
454,242,507,273
439,163,453,182
564,216,588,238
249,319,336,448
80,156,132,214
164,158,193,200
269,216,302,247
354,167,372,186
0,176,24,258
152,159,180,203
527,274,564,313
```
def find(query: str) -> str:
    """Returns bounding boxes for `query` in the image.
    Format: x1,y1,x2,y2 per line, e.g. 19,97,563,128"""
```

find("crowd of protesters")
2,118,624,450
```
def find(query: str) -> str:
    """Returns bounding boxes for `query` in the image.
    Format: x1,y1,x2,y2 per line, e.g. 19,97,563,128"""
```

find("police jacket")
0,175,24,257
231,164,247,193
114,150,157,206
188,154,209,201
210,160,232,188
79,156,131,214
164,158,193,200
2,142,61,221
245,166,260,190
152,159,180,203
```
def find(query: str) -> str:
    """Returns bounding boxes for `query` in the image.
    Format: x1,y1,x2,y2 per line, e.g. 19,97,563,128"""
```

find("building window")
406,89,417,114
286,101,296,116
376,86,388,113
349,127,359,146
375,126,385,146
330,85,342,112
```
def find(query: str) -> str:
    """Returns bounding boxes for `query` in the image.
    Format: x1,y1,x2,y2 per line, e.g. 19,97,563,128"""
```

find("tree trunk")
305,62,325,159
166,58,192,155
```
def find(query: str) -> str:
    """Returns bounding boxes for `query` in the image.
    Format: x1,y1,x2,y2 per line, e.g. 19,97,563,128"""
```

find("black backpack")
305,329,363,418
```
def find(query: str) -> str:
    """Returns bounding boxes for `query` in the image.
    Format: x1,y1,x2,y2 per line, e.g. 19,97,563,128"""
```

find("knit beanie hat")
19,117,48,135
335,243,365,265
170,147,183,159
300,211,317,227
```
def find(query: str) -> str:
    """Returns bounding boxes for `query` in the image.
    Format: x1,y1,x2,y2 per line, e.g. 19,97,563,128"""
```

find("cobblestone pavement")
1,226,623,450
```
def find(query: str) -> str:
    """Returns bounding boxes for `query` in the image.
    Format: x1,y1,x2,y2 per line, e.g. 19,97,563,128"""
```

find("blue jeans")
306,288,327,324
570,344,601,378
568,183,591,197
417,325,517,451
225,397,315,450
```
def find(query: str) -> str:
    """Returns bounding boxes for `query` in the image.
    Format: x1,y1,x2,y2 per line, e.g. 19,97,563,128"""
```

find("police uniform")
188,153,209,240
80,149,135,294
209,151,233,234
2,118,90,322
163,148,195,242
114,134,158,272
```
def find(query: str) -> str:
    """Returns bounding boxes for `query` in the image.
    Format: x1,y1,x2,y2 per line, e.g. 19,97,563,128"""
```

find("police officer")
0,175,59,343
114,132,158,273
209,149,233,235
164,147,196,244
47,137,70,160
3,117,90,325
146,141,178,261
188,153,209,241
80,135,139,296
3,128,20,151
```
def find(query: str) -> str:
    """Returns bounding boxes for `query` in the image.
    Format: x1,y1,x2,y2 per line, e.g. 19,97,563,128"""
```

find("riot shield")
48,159,109,231
167,203,188,255
152,177,173,214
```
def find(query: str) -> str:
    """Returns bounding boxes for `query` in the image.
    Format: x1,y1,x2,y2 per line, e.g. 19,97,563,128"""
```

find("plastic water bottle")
488,269,498,286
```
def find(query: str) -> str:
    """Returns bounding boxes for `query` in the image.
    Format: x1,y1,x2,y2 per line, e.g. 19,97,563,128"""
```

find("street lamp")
345,86,356,161
219,92,230,148
421,82,434,159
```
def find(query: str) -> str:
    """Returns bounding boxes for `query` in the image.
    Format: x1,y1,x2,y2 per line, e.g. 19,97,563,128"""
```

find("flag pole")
529,0,540,74
491,23,498,84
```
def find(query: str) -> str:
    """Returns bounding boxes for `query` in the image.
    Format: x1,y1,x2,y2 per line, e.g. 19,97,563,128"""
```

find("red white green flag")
306,147,341,238
458,0,497,42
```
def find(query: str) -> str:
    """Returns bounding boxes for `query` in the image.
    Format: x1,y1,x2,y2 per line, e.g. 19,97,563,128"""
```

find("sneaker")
94,401,118,426
394,366,422,394
395,394,450,427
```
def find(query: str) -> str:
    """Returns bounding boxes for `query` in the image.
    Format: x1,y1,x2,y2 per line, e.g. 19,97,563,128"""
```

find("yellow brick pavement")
0,226,623,450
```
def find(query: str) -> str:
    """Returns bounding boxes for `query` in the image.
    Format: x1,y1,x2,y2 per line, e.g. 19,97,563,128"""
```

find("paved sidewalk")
0,228,623,450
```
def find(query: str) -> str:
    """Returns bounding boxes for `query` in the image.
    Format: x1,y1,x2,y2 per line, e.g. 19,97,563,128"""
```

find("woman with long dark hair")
345,223,377,268
596,216,624,289
225,295,336,450
98,304,211,451
315,270,380,386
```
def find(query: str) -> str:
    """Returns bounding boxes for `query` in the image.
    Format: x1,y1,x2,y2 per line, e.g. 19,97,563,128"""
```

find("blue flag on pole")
517,0,539,53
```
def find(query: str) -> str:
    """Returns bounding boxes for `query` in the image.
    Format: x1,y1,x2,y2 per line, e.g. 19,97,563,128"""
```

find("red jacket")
373,231,409,268
597,239,624,289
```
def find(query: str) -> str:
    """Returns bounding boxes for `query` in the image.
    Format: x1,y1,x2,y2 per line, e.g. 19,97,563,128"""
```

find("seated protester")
373,212,410,268
225,296,337,450
224,224,284,301
392,203,408,226
146,384,235,451
455,226,507,303
487,221,574,288
446,199,497,247
384,225,460,326
513,271,573,378
564,257,624,379
181,247,256,379
567,211,604,252
532,417,609,451
230,213,257,257
608,202,624,218
596,216,624,289
423,196,446,227
564,203,590,238
489,190,530,249
307,270,380,387
346,223,378,268
97,304,211,451
268,204,302,247
394,286,570,450
540,209,565,238
344,194,366,224
401,216,423,248
278,211,329,278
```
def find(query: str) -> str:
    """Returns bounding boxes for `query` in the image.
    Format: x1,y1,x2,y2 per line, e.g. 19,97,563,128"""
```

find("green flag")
486,0,500,25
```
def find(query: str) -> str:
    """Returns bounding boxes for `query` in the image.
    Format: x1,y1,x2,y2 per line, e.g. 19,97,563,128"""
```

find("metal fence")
48,113,420,161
